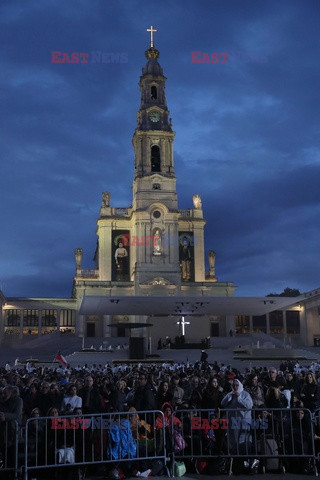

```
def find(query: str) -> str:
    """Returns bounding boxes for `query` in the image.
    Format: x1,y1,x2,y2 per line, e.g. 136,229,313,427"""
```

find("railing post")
24,419,29,480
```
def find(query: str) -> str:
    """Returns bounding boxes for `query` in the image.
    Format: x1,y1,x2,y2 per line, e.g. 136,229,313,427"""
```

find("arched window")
151,86,157,100
151,145,161,172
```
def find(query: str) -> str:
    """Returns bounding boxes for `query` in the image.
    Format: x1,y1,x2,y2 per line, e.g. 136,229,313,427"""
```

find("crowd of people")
1,357,320,478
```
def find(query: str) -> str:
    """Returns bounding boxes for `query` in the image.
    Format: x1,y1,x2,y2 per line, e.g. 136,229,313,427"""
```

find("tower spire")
146,25,157,48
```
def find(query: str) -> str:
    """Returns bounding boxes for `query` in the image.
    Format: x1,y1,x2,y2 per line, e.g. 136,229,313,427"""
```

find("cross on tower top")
147,25,157,48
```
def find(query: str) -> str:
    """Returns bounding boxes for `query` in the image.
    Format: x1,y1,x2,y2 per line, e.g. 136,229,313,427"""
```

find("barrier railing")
312,408,320,462
171,408,318,475
8,407,320,478
0,420,19,480
23,410,167,480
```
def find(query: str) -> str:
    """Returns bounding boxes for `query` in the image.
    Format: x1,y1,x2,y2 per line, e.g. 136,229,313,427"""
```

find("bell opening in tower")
151,85,157,100
151,145,161,172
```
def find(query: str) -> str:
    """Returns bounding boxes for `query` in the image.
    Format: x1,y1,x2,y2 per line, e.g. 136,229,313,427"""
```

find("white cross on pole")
147,25,157,48
176,316,190,336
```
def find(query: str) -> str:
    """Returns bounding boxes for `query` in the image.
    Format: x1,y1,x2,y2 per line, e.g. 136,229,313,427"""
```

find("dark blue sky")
1,0,319,298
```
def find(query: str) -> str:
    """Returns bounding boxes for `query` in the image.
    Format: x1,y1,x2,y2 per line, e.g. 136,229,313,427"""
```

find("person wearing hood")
202,376,224,409
221,379,253,418
155,402,182,430
221,379,254,461
155,403,183,457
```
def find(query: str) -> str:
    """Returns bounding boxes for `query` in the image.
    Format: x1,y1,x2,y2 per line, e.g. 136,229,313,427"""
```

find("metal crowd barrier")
0,420,19,480
313,408,320,462
171,408,318,476
23,410,167,480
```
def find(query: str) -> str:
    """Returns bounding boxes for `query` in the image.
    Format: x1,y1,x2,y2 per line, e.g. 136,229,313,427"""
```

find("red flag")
55,352,68,367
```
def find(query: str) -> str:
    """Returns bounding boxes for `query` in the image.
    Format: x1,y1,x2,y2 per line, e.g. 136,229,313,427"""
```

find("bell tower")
91,27,209,289
131,27,180,285
132,26,177,212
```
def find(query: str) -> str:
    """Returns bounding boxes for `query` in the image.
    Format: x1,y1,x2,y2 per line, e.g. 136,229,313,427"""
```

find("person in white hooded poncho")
221,379,253,454
221,379,253,418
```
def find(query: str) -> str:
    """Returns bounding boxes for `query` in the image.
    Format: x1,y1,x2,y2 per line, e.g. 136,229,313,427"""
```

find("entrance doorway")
86,322,95,337
210,322,220,337
117,327,126,337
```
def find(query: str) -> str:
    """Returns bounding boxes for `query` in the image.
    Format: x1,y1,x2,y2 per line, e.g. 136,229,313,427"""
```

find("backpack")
258,435,280,471
173,429,187,452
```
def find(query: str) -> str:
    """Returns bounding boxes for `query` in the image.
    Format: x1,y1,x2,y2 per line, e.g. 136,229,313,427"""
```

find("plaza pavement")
2,343,320,370
1,330,320,369
64,344,320,371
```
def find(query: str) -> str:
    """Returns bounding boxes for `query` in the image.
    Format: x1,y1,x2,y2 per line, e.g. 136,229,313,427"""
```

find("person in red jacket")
155,402,183,456
155,402,182,430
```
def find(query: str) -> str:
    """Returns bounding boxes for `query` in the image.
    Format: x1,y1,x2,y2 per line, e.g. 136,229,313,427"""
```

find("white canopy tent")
80,295,302,317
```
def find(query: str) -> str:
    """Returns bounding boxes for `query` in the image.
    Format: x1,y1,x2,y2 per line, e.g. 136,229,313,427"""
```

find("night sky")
1,0,319,298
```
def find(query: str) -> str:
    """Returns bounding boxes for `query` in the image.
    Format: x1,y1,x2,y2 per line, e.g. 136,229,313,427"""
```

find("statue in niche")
193,194,202,210
180,238,192,281
152,228,162,256
115,241,128,273
208,250,216,277
102,192,110,207
75,248,83,271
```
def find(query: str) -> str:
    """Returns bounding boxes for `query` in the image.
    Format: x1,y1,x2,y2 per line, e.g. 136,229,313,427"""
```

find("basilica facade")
1,34,319,348
72,39,236,344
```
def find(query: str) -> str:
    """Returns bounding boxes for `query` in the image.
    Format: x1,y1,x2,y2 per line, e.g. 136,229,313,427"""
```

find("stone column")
56,310,61,333
19,310,23,339
305,307,318,346
0,308,5,343
98,223,112,281
283,310,287,336
226,315,235,336
170,139,175,174
103,315,111,337
76,313,85,337
168,221,179,265
299,305,307,345
38,310,42,337
249,315,253,334
266,313,270,335
193,225,205,282
160,138,165,169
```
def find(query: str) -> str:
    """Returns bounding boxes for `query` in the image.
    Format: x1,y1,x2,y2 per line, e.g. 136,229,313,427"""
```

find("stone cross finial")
147,26,157,48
